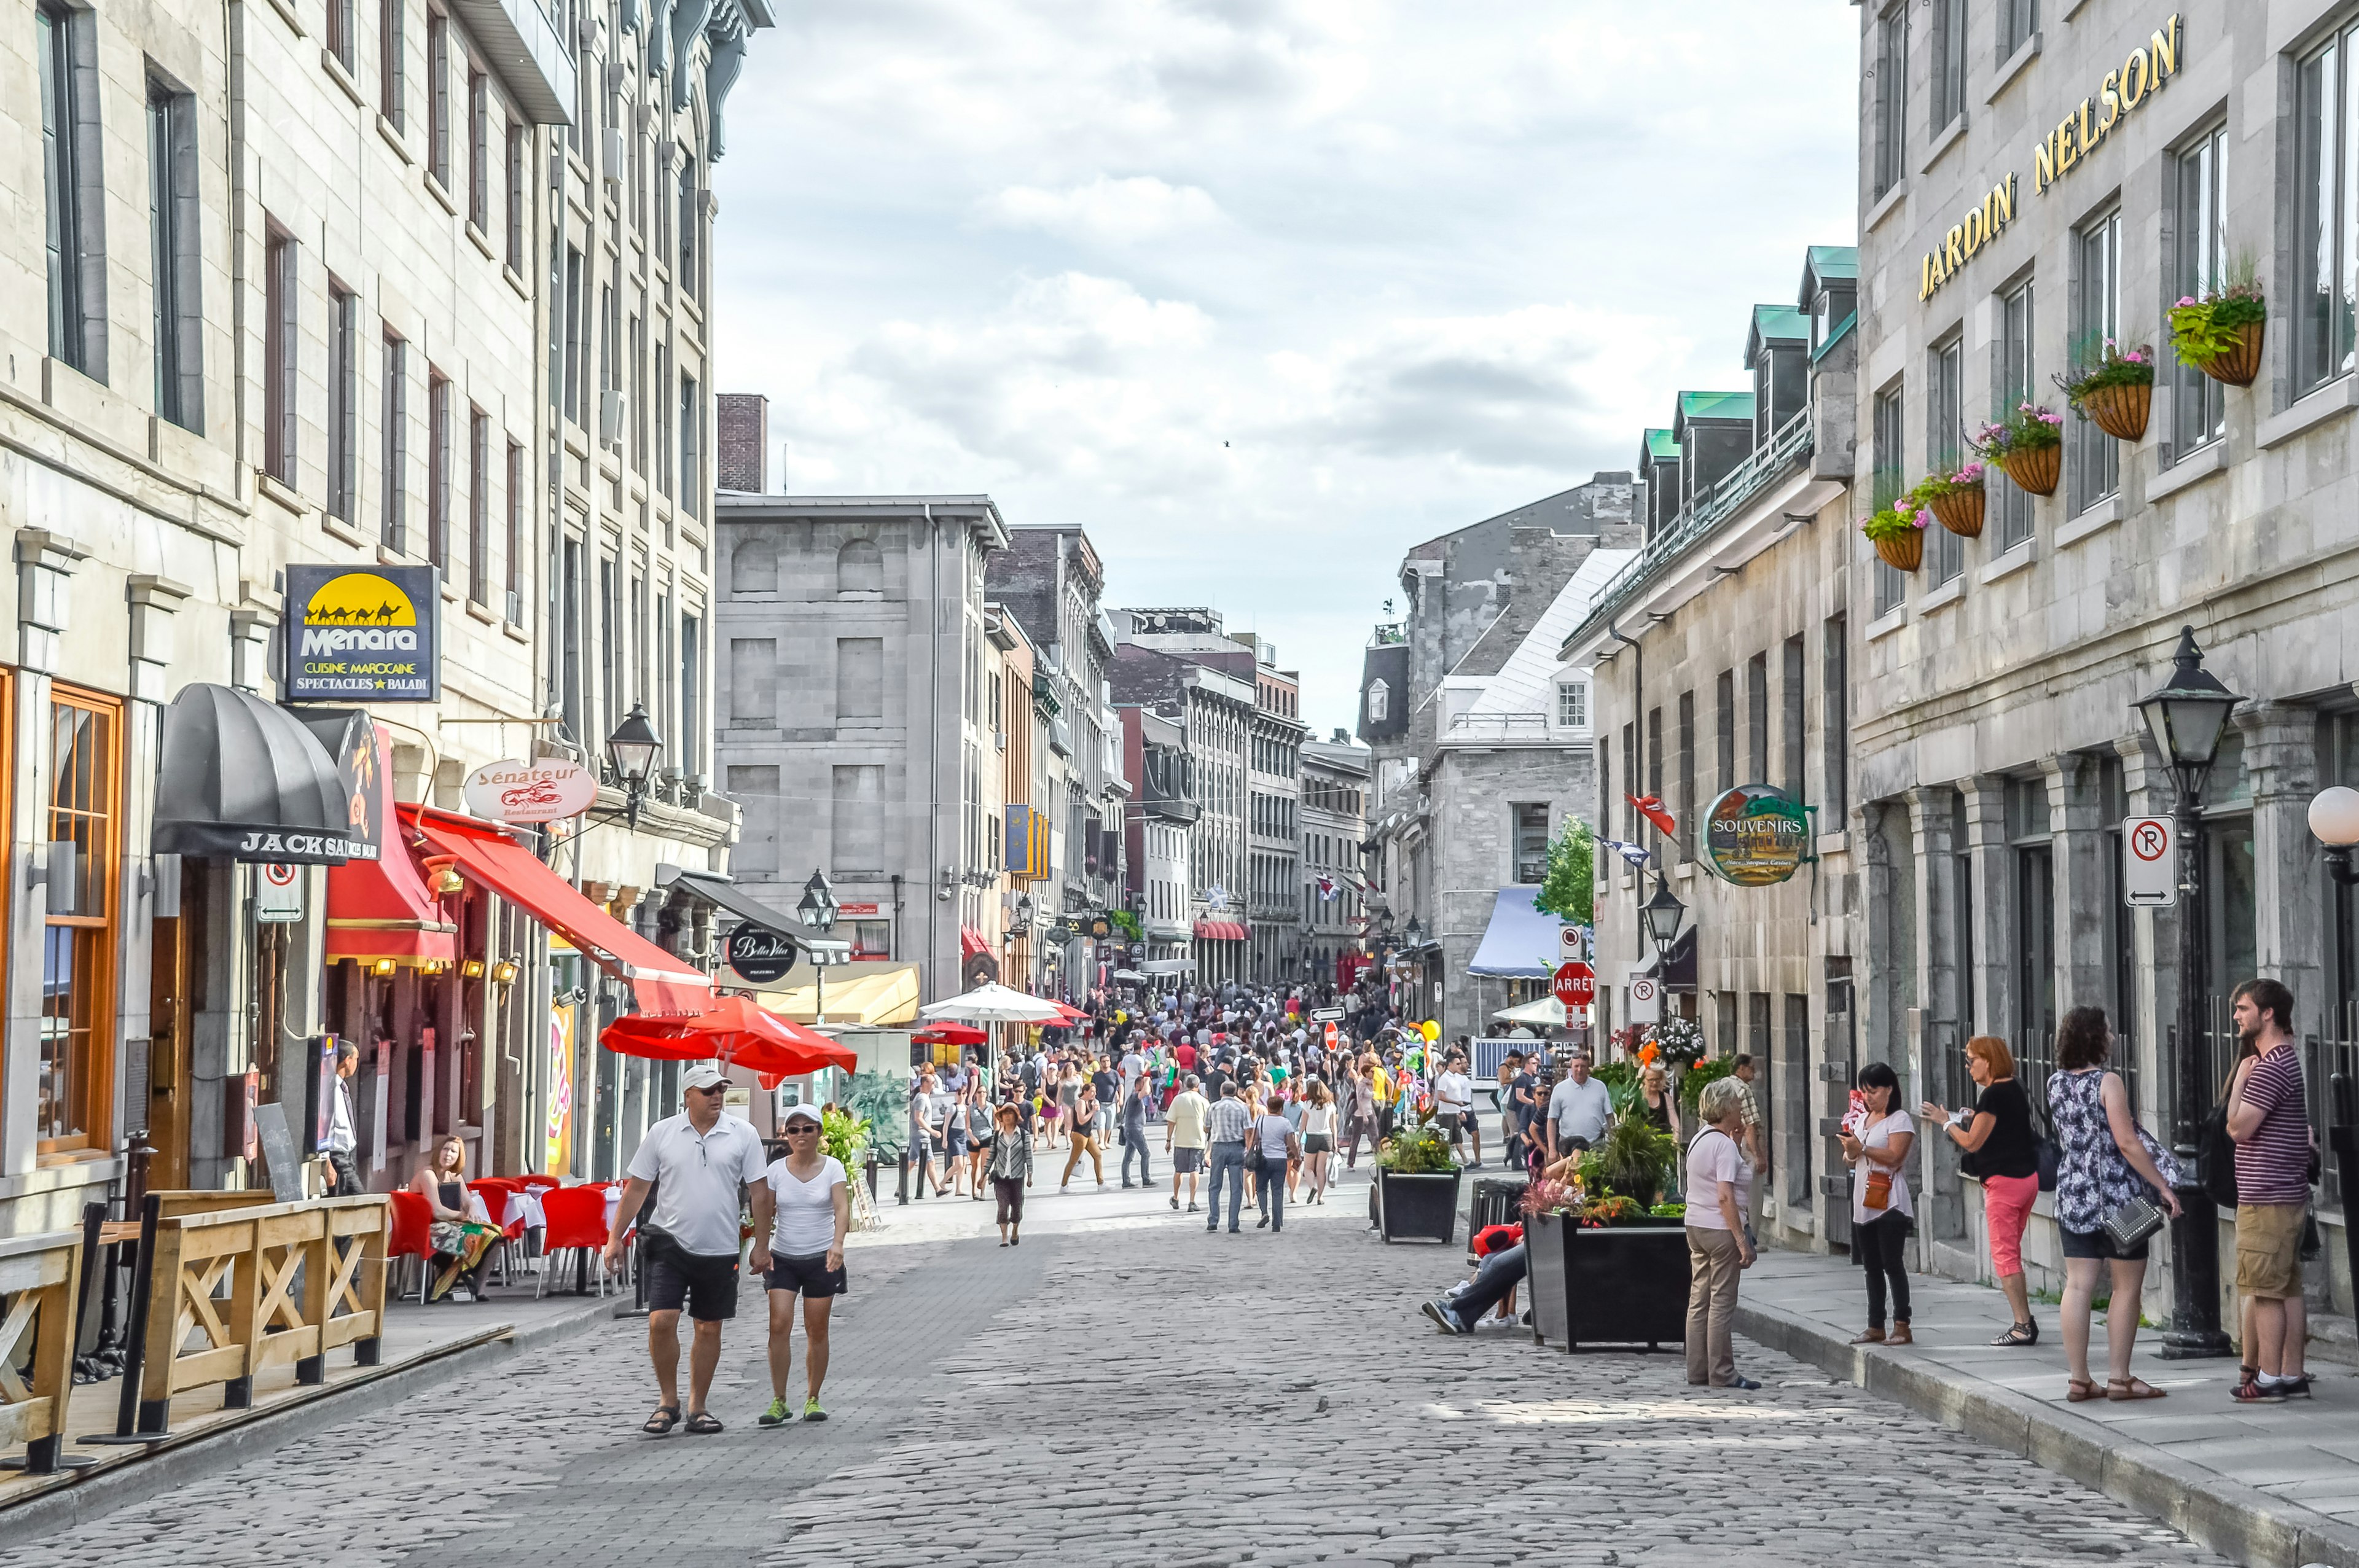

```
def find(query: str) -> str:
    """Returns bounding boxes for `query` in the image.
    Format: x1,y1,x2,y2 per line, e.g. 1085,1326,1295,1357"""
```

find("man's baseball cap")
682,1064,727,1092
781,1102,823,1127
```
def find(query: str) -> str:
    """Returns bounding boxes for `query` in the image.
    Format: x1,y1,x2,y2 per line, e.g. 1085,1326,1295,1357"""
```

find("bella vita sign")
1920,14,2182,300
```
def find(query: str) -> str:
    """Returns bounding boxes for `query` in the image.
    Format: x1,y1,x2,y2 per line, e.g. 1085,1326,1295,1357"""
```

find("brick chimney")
716,392,769,493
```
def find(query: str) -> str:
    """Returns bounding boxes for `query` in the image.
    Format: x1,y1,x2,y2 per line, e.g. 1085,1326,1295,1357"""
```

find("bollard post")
896,1152,909,1206
84,1193,164,1443
69,1201,103,1383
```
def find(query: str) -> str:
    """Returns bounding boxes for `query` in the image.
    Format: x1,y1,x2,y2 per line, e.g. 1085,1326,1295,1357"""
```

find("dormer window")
1366,679,1389,723
1812,284,1855,351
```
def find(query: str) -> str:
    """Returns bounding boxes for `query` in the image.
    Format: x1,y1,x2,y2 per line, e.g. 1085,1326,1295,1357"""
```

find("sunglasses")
784,1123,821,1134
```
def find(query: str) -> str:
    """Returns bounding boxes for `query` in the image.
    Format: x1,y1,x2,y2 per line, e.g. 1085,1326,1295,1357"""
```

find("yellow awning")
761,964,920,1026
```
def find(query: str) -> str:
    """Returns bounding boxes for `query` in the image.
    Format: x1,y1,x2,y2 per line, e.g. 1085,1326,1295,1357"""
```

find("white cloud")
981,176,1226,245
715,0,1859,733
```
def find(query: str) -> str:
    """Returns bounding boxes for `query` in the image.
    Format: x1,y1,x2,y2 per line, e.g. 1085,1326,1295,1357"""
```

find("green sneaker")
800,1397,828,1424
757,1397,792,1427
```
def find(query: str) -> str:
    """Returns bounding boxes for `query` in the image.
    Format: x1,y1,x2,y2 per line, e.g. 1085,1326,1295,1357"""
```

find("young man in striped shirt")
2225,977,2313,1403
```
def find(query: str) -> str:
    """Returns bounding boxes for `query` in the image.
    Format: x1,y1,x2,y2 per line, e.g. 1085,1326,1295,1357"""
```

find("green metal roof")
1746,304,1810,367
1645,428,1680,462
1805,244,1859,282
1676,390,1755,424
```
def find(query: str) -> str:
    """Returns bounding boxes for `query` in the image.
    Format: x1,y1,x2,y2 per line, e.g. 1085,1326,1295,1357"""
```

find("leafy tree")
1533,817,1595,926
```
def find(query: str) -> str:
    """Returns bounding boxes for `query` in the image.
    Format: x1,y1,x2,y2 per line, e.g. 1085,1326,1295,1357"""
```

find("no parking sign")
1628,972,1661,1024
2123,816,2177,907
256,862,304,923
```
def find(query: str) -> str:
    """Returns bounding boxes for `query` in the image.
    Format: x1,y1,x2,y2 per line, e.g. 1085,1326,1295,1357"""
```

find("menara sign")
284,564,440,701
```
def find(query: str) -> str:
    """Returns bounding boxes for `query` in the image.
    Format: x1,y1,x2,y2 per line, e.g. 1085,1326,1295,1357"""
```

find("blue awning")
1466,886,1559,978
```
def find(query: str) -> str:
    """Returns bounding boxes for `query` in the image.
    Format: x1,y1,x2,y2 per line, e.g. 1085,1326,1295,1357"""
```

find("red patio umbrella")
912,1022,989,1046
602,994,858,1086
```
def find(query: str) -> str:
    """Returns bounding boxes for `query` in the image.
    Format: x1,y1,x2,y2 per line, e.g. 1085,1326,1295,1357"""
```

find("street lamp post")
1638,875,1686,970
797,870,840,1029
606,703,664,828
2135,626,2240,1360
2310,787,2359,888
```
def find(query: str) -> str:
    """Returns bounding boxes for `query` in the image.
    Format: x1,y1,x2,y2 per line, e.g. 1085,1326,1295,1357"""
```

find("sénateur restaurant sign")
1920,14,2181,300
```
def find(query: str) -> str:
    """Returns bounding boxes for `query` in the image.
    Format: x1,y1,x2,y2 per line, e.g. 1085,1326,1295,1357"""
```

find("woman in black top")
1923,1035,2043,1345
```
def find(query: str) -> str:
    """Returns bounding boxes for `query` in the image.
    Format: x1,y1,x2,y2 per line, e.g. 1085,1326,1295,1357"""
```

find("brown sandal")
2107,1376,2167,1402
2065,1379,2100,1402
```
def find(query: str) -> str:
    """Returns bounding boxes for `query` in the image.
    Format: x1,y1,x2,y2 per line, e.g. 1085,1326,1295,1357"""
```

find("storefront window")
42,690,119,1152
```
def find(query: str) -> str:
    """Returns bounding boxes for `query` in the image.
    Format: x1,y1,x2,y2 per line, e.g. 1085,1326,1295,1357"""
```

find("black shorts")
644,1236,741,1322
1304,1133,1332,1153
764,1250,848,1298
2059,1223,2150,1263
1437,1112,1464,1138
1172,1147,1205,1174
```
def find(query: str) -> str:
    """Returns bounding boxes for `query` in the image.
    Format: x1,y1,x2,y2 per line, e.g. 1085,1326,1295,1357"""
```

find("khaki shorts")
2234,1202,2306,1300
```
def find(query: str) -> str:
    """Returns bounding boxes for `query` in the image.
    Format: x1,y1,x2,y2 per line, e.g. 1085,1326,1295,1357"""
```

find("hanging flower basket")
2080,380,2151,441
1912,465,1985,538
1872,530,1924,572
2001,445,2061,496
2170,283,2266,388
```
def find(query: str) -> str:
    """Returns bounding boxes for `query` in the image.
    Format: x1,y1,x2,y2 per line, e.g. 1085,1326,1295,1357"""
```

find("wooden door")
146,905,192,1190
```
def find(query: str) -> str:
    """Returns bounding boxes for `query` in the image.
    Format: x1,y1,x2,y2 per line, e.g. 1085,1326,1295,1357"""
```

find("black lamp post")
797,870,840,1028
606,703,664,828
1638,875,1686,969
2135,626,2240,1360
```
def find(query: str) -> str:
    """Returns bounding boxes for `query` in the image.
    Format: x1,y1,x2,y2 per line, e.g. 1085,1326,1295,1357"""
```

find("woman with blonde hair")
407,1135,499,1301
1923,1035,2044,1345
1297,1079,1338,1203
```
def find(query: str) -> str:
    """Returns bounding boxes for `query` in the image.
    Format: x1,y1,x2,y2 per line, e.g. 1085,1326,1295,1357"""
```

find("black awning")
1664,925,1698,992
670,870,851,960
152,684,375,864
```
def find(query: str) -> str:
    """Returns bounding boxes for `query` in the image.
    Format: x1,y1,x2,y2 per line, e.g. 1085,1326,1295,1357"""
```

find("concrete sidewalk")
1733,1249,2359,1568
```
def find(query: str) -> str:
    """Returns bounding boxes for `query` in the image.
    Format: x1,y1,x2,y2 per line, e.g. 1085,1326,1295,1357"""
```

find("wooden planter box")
1525,1212,1692,1352
1376,1169,1461,1244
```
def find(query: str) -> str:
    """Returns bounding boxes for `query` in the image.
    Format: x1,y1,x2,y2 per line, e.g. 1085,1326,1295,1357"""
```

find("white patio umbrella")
918,981,1068,1024
1492,995,1567,1028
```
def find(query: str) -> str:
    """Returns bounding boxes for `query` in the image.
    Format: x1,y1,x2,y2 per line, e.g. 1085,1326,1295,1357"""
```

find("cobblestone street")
15,1170,2232,1567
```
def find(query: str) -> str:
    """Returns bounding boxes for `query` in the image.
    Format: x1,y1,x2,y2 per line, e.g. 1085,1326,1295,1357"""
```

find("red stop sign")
1552,962,1595,1008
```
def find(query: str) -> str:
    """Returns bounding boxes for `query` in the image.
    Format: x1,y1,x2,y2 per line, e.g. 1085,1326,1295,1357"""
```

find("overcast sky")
713,1,1860,738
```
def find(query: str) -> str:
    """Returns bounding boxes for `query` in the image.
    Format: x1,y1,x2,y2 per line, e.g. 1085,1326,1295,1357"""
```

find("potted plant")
1913,464,1985,538
1860,496,1928,572
2170,278,2266,388
1374,1109,1462,1244
2056,338,2155,440
1524,1134,1692,1352
1970,402,2065,496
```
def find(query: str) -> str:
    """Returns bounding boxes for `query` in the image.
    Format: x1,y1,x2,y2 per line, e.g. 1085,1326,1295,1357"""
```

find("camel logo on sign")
284,565,439,700
463,759,599,824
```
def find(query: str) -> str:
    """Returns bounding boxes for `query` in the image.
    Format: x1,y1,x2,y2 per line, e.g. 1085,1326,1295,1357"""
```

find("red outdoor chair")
536,1185,614,1300
387,1189,436,1305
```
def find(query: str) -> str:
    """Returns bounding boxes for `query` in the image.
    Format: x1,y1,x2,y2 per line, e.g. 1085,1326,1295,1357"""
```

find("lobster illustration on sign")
501,777,565,810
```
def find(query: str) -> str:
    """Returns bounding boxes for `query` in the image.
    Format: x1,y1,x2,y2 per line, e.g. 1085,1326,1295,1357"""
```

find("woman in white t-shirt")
748,1104,850,1427
1252,1095,1302,1233
1839,1061,1917,1346
1297,1082,1339,1206
1684,1077,1759,1390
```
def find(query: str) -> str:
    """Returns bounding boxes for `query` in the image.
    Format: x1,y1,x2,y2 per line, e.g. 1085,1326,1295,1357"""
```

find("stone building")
1,0,757,1227
1562,246,1860,1253
1298,730,1371,988
1358,478,1633,1040
1110,609,1255,985
1235,637,1305,985
1120,705,1199,973
1842,0,2359,1314
712,494,1008,1010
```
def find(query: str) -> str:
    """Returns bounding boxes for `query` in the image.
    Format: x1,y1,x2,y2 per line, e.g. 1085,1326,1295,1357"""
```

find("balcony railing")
1567,403,1817,652
1442,712,1552,741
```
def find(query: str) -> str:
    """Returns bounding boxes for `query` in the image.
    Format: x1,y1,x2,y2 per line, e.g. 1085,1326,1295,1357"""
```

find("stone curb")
5,1292,625,1537
1734,1295,2359,1568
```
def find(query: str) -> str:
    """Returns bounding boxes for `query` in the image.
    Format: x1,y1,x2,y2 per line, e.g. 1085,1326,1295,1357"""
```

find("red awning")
327,725,456,962
404,805,711,1016
960,925,989,959
1192,919,1249,941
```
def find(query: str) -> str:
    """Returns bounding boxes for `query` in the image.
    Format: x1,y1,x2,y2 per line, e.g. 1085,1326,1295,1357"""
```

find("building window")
1930,0,1966,135
1872,1,1909,200
1927,335,1963,583
1555,679,1587,729
2072,208,2122,510
1822,613,1848,822
1512,803,1549,884
2298,26,2359,395
1366,679,1388,723
467,407,489,604
427,369,451,573
327,281,358,522
1871,380,1905,617
562,245,583,428
831,765,886,876
504,120,525,271
2173,123,2228,454
1620,722,1637,840
678,154,698,297
2000,0,2038,58
148,80,201,432
1745,652,1768,784
264,227,297,485
381,0,405,127
1781,634,1805,802
326,0,354,71
1715,668,1735,794
42,689,119,1153
39,1,102,378
1676,689,1696,862
1995,278,2036,550
381,330,407,550
427,8,451,185
504,439,525,624
655,343,671,494
681,614,702,778
466,64,488,230
679,373,700,515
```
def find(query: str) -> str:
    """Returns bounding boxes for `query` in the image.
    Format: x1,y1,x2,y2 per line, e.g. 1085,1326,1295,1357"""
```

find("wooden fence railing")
0,1230,84,1473
135,1195,388,1434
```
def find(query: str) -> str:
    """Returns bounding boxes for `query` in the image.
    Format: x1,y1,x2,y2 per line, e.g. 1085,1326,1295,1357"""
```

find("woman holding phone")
1839,1061,1915,1345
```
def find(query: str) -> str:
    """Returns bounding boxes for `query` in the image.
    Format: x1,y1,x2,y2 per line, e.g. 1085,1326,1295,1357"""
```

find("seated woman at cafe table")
409,1135,501,1302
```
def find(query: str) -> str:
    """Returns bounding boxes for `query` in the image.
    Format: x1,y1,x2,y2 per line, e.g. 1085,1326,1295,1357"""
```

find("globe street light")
2136,626,2240,1360
2310,786,2359,887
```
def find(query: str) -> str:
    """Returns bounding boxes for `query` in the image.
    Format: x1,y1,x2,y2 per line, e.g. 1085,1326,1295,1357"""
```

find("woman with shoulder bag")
2047,1005,2181,1403
1684,1078,1760,1389
1839,1061,1916,1345
1923,1036,2042,1346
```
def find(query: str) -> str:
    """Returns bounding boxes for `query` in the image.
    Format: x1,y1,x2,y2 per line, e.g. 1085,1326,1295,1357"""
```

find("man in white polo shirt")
603,1064,766,1437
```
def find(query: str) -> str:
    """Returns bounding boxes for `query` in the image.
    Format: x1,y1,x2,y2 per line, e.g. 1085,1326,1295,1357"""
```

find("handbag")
1861,1168,1892,1212
2101,1193,2165,1252
2198,1102,2239,1209
1243,1143,1266,1173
